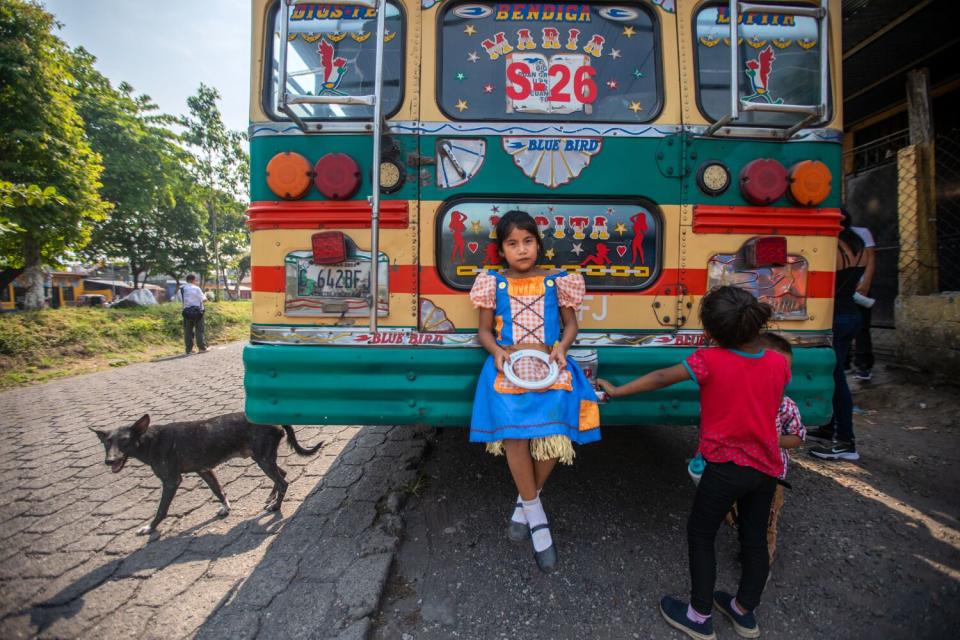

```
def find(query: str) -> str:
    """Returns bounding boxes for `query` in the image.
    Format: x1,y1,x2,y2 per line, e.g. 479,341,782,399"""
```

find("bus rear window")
267,2,404,120
438,3,661,122
695,5,826,127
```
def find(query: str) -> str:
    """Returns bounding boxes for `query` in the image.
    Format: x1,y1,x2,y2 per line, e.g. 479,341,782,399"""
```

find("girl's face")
499,225,540,272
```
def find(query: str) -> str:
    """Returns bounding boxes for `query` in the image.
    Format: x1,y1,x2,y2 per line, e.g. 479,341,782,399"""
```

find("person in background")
809,209,866,461
177,274,207,355
850,220,876,382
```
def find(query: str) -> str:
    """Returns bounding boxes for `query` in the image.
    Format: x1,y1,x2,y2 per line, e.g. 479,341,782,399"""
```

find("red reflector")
740,159,788,205
744,236,787,268
311,231,347,265
314,153,361,200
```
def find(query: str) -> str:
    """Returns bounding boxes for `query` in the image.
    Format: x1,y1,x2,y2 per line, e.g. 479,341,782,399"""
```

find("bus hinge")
655,134,690,179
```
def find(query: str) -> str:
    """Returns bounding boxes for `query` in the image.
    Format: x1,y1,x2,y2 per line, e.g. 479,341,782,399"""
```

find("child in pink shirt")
599,286,789,640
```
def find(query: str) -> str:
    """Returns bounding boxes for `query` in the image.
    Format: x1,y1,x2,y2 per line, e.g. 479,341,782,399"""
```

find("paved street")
0,343,430,639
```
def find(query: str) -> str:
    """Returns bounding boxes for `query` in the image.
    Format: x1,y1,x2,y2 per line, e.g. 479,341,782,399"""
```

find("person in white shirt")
177,274,207,355
850,225,876,381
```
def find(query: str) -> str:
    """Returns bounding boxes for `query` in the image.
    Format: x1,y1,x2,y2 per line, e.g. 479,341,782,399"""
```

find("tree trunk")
209,200,223,302
233,266,247,300
22,236,45,311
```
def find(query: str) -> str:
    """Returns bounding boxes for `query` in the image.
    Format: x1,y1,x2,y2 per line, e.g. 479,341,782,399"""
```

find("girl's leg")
688,463,747,615
503,439,537,500
734,476,777,610
534,457,559,491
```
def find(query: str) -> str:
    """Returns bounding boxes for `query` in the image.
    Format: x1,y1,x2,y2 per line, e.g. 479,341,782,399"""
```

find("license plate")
311,261,370,298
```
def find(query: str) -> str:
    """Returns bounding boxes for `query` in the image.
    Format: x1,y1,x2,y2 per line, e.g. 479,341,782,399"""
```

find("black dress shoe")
530,524,558,573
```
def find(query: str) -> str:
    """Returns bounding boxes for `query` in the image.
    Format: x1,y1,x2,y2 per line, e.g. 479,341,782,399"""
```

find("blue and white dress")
469,270,601,464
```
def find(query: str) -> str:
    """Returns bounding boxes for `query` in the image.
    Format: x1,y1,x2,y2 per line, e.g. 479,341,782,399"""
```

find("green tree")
180,84,249,300
0,0,109,309
69,47,190,288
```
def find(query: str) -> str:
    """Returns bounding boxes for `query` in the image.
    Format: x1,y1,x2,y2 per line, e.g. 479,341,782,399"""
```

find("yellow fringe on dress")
484,435,576,465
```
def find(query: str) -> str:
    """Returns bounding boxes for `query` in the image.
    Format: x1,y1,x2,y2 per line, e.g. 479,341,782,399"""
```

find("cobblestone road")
0,343,430,639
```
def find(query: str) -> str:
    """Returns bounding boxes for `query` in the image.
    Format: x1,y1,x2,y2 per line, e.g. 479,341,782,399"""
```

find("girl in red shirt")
599,286,788,640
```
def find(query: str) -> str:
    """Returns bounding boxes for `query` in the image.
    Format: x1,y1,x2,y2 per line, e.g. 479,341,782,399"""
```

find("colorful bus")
245,0,841,427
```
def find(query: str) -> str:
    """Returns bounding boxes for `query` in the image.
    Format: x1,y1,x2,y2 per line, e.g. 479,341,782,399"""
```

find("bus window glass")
437,200,661,290
695,5,825,127
267,2,404,120
438,3,661,122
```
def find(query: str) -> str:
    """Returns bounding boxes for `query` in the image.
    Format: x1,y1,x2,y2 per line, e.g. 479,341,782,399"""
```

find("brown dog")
92,412,323,535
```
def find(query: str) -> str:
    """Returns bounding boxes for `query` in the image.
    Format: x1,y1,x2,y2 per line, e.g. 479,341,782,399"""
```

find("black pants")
183,312,206,352
688,461,777,614
853,304,874,370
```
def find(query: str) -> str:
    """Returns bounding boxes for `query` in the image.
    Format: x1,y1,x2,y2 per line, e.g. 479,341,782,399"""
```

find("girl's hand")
597,378,618,398
550,344,567,369
494,348,509,372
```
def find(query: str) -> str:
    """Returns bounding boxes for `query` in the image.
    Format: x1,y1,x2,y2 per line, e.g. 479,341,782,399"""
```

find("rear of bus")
246,0,841,428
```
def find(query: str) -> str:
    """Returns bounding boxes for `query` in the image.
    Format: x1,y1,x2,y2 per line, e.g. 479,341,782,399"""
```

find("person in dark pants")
850,224,876,381
177,274,207,355
599,286,790,639
809,210,866,461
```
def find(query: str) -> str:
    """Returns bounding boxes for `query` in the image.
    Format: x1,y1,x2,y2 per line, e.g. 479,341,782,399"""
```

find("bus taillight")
743,236,787,268
788,160,832,206
314,153,361,200
739,159,788,205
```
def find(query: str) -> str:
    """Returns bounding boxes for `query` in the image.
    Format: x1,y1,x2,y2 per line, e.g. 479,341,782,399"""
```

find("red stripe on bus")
693,205,842,236
253,265,835,298
246,200,409,230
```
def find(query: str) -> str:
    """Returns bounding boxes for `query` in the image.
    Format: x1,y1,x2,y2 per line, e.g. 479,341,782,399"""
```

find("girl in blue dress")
469,210,601,572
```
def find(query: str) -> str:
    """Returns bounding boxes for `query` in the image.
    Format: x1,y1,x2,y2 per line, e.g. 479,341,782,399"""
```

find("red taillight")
739,159,788,205
744,236,787,268
311,231,347,265
314,153,361,200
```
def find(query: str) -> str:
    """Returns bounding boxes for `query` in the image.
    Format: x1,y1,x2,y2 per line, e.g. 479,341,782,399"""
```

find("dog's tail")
281,425,325,456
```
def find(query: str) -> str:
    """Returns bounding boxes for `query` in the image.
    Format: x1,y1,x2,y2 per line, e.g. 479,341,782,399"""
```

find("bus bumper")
244,344,835,427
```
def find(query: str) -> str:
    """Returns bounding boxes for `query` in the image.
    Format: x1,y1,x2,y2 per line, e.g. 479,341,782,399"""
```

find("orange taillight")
788,160,832,206
266,151,313,200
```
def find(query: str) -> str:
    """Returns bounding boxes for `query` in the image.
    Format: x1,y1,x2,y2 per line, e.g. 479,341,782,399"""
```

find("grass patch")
0,301,251,388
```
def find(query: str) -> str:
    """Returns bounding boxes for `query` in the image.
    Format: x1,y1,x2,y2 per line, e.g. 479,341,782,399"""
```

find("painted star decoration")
471,220,483,234
464,24,477,36
491,205,500,213
455,99,469,112
456,72,466,81
614,223,627,236
629,100,643,114
544,248,556,261
622,25,636,38
483,84,494,94
571,242,584,256
632,68,644,80
606,79,619,90
468,51,479,63
609,48,622,60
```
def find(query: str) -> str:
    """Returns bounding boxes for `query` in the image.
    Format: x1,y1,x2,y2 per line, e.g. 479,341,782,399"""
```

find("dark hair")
838,207,864,254
186,274,197,283
699,286,772,349
759,331,792,356
495,210,544,258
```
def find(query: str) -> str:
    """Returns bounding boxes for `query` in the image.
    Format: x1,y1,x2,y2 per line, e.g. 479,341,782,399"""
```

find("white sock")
521,497,553,552
511,490,541,525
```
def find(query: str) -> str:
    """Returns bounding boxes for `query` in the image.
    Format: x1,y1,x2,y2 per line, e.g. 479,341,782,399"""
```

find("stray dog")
92,412,324,535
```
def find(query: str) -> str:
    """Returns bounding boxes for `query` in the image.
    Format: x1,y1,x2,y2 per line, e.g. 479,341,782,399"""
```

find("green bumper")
244,344,835,427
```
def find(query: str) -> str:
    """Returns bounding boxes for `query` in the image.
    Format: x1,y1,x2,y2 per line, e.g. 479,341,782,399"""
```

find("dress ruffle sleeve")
469,272,497,309
556,272,586,308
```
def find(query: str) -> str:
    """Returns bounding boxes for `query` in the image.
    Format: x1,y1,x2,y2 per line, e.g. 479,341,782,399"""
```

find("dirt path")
374,367,960,639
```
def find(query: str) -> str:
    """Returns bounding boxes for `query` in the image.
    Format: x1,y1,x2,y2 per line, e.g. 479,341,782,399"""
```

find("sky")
43,0,251,134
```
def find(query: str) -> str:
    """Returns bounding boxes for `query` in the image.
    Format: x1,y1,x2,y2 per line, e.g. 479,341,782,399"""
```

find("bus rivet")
656,152,664,160
407,371,416,381
269,370,277,378
407,398,417,407
667,139,674,146
270,397,278,405
663,316,671,323
654,302,661,309
667,167,674,175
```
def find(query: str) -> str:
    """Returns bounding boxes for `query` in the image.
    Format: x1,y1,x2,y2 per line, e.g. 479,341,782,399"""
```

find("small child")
687,331,805,566
599,286,790,640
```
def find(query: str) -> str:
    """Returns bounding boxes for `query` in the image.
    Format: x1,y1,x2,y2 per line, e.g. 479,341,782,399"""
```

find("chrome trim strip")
249,120,842,142
249,121,683,138
249,325,832,348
